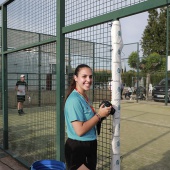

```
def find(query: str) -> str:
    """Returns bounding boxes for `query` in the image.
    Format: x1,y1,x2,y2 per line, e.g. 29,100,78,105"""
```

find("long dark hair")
65,64,92,102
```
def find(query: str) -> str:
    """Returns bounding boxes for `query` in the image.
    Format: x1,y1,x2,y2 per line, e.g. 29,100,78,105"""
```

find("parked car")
152,78,170,102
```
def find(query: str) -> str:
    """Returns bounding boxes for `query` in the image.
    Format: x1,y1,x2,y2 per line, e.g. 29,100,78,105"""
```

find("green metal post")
56,0,65,161
26,73,28,88
38,34,41,107
68,38,71,74
165,6,169,106
92,42,95,103
62,0,170,34
123,42,139,102
1,4,8,149
136,42,139,103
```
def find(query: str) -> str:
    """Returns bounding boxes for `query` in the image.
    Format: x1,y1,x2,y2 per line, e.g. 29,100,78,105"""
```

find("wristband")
95,113,101,122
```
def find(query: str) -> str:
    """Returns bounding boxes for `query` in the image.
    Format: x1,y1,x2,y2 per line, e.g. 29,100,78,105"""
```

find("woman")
64,64,112,170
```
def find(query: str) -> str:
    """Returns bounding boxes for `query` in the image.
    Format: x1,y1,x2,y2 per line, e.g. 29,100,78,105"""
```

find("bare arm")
72,105,112,136
15,86,20,92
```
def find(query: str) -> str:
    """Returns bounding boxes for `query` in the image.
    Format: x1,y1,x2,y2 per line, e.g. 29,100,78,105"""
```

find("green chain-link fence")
1,0,170,169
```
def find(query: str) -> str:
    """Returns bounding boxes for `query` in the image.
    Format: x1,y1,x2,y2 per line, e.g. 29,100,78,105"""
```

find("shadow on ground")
138,150,170,170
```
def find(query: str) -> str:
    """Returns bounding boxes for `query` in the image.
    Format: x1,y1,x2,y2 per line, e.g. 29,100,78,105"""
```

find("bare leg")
20,102,25,113
18,102,22,115
20,102,23,109
18,102,21,110
18,102,24,115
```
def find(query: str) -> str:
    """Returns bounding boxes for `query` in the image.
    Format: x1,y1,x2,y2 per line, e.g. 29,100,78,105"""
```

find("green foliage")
150,73,165,86
94,71,111,82
122,71,170,87
141,8,167,56
121,71,145,87
140,52,162,73
159,56,166,71
127,51,138,70
121,71,135,86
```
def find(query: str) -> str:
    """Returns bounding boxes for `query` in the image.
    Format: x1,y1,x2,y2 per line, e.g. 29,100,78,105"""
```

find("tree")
158,8,166,55
127,51,139,70
140,8,168,99
140,52,162,100
141,8,167,56
140,52,162,73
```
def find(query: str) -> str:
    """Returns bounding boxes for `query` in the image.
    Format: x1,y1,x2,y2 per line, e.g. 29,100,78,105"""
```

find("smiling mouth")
84,83,91,87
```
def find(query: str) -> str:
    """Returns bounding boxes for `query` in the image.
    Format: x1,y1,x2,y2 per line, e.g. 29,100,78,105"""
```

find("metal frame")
2,38,56,54
63,0,170,34
0,0,14,7
165,6,169,105
38,34,41,107
1,4,8,150
56,0,65,161
123,42,140,102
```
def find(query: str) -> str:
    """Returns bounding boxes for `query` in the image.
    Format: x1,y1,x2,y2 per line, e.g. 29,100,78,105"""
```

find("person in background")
149,83,153,94
64,64,112,170
125,86,133,99
15,74,28,116
108,80,112,90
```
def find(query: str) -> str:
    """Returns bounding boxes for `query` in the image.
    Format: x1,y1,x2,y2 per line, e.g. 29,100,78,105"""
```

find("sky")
120,12,148,59
120,12,148,71
121,12,148,44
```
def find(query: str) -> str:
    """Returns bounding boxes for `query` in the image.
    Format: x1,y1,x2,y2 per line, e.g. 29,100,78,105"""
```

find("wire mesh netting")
0,0,58,166
0,9,2,147
65,23,113,169
65,0,147,26
7,43,57,165
7,0,56,49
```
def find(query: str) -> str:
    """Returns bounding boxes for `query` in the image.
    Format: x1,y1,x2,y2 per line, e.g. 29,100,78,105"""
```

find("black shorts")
65,138,97,170
17,95,25,102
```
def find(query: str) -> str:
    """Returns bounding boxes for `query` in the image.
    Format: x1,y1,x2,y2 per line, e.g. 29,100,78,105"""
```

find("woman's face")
74,67,93,93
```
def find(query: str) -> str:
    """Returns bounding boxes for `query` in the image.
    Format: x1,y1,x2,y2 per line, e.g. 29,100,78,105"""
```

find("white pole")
111,20,123,170
168,56,170,71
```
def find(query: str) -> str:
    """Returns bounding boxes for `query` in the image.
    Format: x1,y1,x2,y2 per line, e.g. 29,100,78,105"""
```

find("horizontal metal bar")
0,146,30,168
123,42,139,45
0,0,14,8
63,0,170,34
2,38,56,54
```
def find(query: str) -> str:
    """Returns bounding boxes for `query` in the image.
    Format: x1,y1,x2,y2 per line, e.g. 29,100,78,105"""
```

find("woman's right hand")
98,104,112,118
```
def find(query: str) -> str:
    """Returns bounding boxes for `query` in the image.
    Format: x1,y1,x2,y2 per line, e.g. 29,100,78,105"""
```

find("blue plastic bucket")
30,160,66,170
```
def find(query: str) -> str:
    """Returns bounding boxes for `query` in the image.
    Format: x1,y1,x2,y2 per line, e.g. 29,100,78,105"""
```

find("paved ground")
120,100,170,170
0,148,28,170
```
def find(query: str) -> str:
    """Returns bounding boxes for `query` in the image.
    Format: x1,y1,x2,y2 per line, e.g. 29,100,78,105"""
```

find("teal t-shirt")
64,90,96,141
